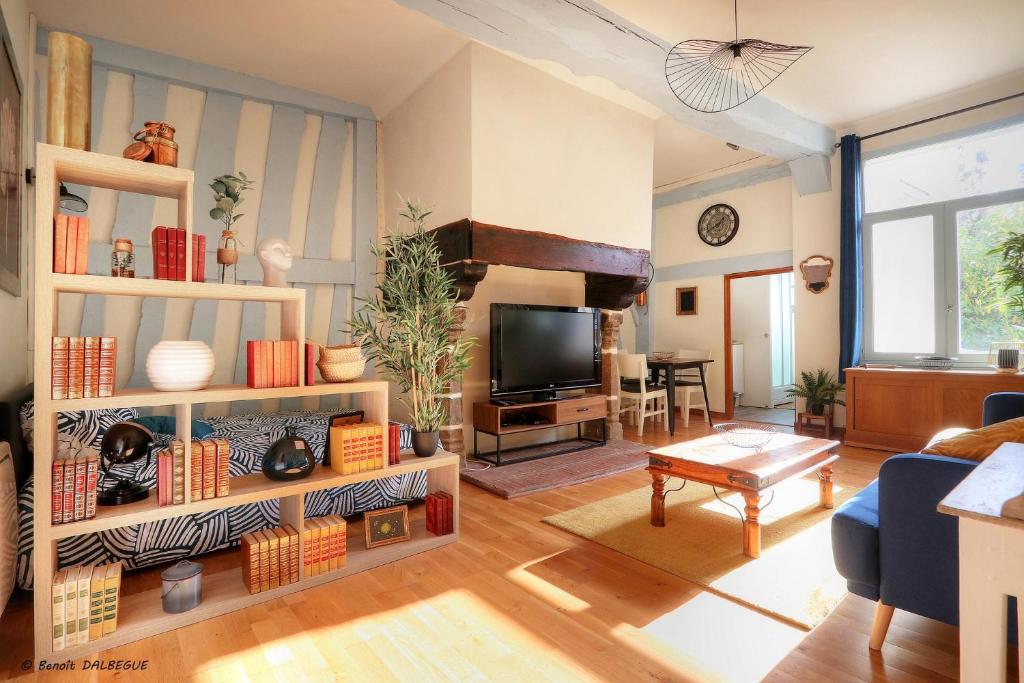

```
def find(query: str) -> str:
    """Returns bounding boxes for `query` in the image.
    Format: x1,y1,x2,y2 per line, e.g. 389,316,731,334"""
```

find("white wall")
0,0,31,400
382,42,655,445
731,276,771,408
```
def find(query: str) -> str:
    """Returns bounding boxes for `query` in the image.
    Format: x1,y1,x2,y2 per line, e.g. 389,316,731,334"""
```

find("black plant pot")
412,430,439,457
810,404,826,416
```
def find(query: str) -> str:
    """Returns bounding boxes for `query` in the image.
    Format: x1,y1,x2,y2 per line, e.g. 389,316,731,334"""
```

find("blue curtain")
838,134,863,382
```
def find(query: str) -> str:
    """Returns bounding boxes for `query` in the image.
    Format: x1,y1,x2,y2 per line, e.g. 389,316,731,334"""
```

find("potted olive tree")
350,200,475,457
786,369,845,416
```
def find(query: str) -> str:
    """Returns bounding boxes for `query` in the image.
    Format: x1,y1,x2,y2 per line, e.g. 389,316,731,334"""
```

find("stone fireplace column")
600,309,623,441
440,303,468,455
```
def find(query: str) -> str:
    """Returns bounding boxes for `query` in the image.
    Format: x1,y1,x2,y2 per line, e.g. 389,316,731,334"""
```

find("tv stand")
472,395,607,466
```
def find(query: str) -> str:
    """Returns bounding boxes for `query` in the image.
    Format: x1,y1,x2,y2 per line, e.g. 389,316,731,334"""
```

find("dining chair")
674,349,711,427
619,353,668,436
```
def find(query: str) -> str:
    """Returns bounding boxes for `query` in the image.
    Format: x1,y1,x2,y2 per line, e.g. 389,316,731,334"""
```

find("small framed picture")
364,504,410,549
676,287,698,315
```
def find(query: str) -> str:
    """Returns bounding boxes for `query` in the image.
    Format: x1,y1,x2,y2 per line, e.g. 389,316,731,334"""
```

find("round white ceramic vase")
146,341,215,391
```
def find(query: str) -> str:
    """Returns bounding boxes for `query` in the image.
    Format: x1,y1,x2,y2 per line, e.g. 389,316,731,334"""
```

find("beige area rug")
543,477,856,629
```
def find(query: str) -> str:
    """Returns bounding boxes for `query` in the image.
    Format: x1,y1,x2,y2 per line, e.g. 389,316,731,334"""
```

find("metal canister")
160,559,203,613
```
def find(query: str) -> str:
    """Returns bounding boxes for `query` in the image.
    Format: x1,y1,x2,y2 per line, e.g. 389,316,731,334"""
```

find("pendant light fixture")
665,0,811,113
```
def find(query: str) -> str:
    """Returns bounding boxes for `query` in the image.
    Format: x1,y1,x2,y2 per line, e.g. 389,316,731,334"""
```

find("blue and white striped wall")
37,29,378,416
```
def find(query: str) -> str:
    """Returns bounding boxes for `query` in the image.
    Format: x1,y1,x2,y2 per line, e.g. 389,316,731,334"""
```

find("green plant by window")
349,200,476,433
786,369,845,416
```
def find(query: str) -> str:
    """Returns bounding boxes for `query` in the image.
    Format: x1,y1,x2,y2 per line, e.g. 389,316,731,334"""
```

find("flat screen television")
490,304,601,400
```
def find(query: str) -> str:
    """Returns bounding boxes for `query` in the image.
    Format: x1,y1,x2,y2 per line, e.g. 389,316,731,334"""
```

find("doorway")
723,267,795,426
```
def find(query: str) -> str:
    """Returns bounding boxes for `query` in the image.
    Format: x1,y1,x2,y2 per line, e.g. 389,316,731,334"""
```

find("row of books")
304,516,347,577
156,438,231,505
425,491,454,536
240,525,300,594
51,336,116,400
53,214,90,275
52,562,122,651
51,454,99,525
246,340,300,389
151,226,205,281
328,423,385,475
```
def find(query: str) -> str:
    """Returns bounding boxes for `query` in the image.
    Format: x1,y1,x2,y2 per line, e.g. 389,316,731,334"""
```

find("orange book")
258,340,269,389
65,216,79,275
255,530,271,592
302,524,313,578
51,337,69,400
83,336,99,399
53,215,68,273
328,515,346,571
309,519,323,576
213,438,230,497
240,532,260,594
201,440,216,500
272,528,291,586
316,518,330,574
67,337,85,400
189,441,203,502
271,341,281,388
98,337,117,398
282,524,300,583
75,216,90,274
266,527,281,590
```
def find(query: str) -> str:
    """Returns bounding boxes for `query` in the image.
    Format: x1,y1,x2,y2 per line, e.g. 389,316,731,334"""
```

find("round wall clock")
697,203,739,247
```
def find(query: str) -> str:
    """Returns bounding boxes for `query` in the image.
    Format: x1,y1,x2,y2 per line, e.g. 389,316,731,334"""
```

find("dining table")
645,357,715,435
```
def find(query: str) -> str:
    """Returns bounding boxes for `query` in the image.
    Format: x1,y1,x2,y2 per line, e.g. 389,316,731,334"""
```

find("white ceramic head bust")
256,237,294,287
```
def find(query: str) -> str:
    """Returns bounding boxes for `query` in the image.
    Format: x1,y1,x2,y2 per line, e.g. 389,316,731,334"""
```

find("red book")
274,341,283,388
387,422,400,465
152,227,169,280
167,227,177,281
73,456,87,521
53,215,68,273
65,216,79,275
191,234,207,282
61,459,75,524
67,337,85,400
426,494,437,535
84,454,98,520
305,342,316,386
246,341,256,389
293,341,300,386
286,341,295,387
75,216,89,274
51,459,64,524
98,337,116,398
174,228,186,281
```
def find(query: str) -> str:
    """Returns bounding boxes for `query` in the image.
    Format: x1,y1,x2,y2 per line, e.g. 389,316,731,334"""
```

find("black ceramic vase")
262,427,316,480
97,422,154,505
412,430,439,457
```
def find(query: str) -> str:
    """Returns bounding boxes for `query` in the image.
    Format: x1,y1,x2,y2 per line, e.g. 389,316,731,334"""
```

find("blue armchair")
831,392,1023,649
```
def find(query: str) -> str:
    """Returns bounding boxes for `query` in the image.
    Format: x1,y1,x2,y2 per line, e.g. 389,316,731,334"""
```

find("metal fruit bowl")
714,422,776,449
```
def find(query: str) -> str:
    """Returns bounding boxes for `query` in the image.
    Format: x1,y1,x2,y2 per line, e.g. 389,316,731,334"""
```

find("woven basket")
316,344,366,383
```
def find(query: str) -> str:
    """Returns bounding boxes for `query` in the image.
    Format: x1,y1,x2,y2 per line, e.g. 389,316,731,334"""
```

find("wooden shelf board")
50,451,458,539
45,380,387,412
50,273,304,302
43,143,193,198
51,519,455,662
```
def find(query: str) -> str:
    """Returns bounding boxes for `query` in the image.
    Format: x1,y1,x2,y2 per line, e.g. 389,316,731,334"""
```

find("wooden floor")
0,419,1017,681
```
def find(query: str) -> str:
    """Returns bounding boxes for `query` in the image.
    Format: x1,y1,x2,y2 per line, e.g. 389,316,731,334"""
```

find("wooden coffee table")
647,433,840,558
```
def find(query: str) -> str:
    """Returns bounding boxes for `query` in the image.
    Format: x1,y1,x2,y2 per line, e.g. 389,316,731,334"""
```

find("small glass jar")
111,238,135,277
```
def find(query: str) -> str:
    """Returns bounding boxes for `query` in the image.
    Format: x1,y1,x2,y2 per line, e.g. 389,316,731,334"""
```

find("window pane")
870,215,936,354
864,122,1024,213
957,200,1024,353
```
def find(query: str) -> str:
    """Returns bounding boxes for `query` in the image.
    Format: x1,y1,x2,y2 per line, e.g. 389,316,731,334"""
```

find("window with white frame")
863,120,1024,364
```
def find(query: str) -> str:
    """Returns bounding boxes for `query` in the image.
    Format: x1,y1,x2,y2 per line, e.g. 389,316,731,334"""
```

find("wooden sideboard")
845,367,1024,452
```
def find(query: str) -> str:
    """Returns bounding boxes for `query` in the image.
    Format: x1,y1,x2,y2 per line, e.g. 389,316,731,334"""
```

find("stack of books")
328,423,385,475
387,422,401,465
53,214,90,275
189,438,230,501
51,454,99,525
303,516,346,577
240,526,300,594
245,340,300,389
426,491,454,536
51,337,116,400
151,226,204,281
51,561,121,651
155,440,187,506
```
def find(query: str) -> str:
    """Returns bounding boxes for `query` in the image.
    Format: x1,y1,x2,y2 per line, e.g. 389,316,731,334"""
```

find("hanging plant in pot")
349,199,475,457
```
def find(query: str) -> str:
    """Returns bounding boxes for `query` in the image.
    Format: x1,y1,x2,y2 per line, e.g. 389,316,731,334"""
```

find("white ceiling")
29,0,1024,188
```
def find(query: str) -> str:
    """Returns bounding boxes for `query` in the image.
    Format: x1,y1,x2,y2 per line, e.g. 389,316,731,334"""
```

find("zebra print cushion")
16,404,420,590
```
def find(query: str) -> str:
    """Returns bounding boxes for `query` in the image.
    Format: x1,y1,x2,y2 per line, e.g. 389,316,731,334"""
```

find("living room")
0,0,1022,681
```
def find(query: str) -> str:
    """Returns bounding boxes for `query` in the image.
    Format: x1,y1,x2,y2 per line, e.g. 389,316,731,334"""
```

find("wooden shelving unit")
31,143,460,664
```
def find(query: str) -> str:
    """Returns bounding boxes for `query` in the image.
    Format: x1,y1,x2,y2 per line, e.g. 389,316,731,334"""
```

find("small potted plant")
349,199,475,457
209,172,254,284
787,369,845,416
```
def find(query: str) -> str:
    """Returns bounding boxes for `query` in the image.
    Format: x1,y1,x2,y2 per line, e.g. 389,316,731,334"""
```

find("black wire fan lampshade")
665,2,811,113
